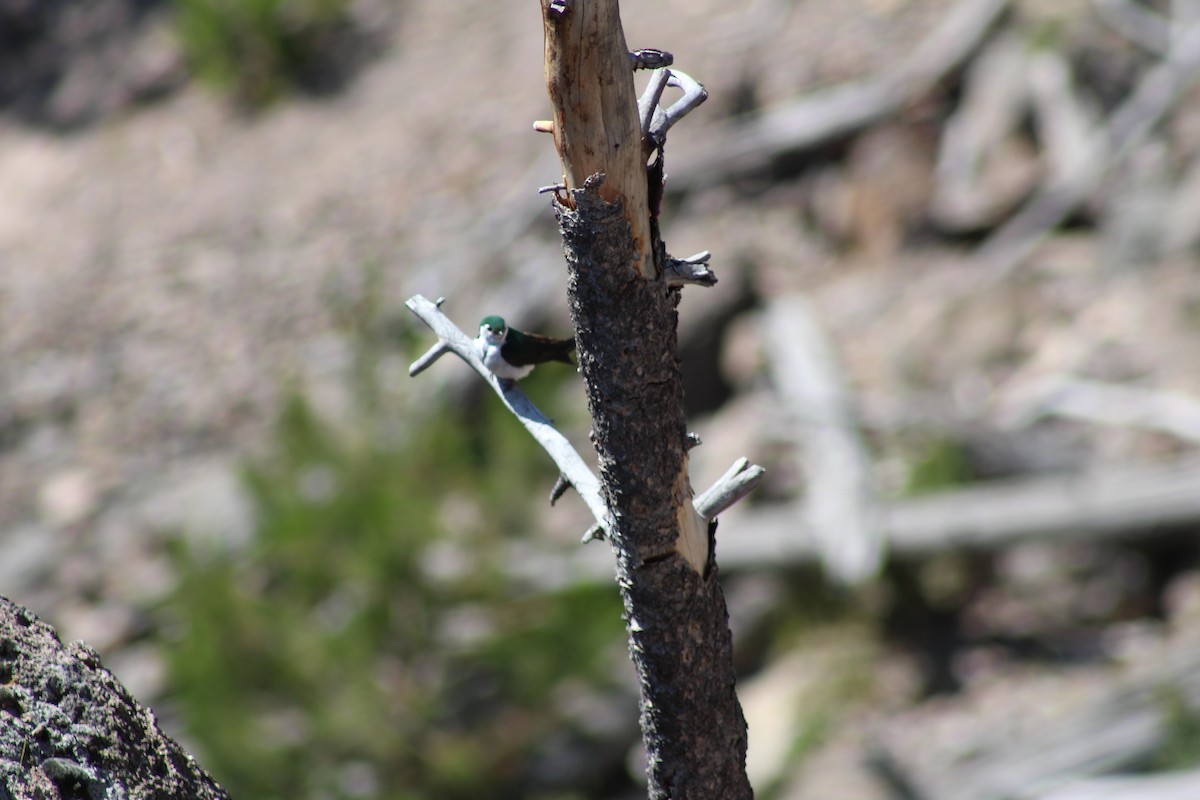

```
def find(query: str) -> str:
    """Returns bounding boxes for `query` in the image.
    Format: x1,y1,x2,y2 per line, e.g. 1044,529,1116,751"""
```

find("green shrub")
904,437,974,496
161,390,625,799
173,0,354,107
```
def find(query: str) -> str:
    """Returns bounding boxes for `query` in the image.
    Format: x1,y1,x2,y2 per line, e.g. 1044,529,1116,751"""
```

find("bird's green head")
480,315,507,333
479,315,507,340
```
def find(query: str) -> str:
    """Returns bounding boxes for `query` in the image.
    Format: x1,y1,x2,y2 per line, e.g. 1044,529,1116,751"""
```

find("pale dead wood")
405,294,610,532
928,35,1104,233
671,0,1011,192
997,375,1200,445
1034,769,1200,800
1165,154,1200,251
513,456,1200,584
406,294,764,543
975,19,1200,276
1027,48,1098,184
735,456,1200,566
763,295,883,583
930,33,1034,231
1091,0,1172,53
877,643,1200,800
542,0,652,277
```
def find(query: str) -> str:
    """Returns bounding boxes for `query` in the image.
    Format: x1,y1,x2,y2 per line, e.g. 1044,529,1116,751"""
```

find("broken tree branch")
405,294,762,544
734,455,1200,567
997,375,1200,444
1033,768,1200,800
542,0,652,276
1091,0,1172,53
405,294,610,531
694,457,767,519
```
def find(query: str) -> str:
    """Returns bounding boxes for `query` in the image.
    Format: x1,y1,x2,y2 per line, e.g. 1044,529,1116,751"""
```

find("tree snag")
540,1,753,797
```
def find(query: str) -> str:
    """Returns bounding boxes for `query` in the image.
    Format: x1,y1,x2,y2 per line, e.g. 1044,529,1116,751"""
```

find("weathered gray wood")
764,294,883,583
0,596,230,800
405,294,611,533
880,643,1200,800
1092,0,1172,53
512,457,1200,584
671,0,1011,191
695,457,767,520
976,19,1200,275
1035,768,1200,800
998,376,1200,444
729,456,1200,566
885,456,1200,554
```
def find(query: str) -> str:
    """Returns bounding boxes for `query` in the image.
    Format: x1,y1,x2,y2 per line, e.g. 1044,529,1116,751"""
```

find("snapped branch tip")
550,475,573,506
695,459,766,520
666,251,718,288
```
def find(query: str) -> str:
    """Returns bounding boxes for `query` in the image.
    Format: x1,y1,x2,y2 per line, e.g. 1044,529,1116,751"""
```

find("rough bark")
0,595,229,800
540,1,752,797
556,186,751,799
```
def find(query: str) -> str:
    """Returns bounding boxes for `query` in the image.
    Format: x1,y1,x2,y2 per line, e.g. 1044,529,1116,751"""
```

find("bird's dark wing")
503,330,577,366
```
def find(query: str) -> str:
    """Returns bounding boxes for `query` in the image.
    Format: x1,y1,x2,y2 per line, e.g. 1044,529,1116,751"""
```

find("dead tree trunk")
540,2,752,797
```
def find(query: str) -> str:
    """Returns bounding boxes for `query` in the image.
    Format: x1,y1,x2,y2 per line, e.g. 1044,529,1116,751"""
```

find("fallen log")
513,457,1200,583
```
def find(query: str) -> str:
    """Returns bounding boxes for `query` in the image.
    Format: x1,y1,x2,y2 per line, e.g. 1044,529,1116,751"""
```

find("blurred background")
4,0,1200,797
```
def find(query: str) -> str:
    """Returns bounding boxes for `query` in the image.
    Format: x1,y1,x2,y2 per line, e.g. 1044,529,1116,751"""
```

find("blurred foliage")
1151,685,1200,772
161,372,625,798
903,437,974,496
173,0,354,107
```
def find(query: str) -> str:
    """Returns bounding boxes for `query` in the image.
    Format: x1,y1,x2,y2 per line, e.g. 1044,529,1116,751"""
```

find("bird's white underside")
475,332,534,380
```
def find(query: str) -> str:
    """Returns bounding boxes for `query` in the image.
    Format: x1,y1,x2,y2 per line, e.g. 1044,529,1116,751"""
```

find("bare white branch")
408,293,766,548
408,341,452,377
649,70,708,144
1091,0,1171,53
638,68,672,138
695,457,767,519
673,0,1011,191
405,294,611,534
998,375,1200,444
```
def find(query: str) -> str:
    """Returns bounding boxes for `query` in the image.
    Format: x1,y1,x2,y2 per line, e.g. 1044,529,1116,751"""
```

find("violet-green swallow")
474,315,575,380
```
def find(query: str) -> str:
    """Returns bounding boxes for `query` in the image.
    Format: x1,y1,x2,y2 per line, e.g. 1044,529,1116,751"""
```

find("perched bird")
474,315,575,380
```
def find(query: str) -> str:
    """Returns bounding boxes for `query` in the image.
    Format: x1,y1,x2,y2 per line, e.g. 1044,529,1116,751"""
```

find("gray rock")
0,596,228,799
